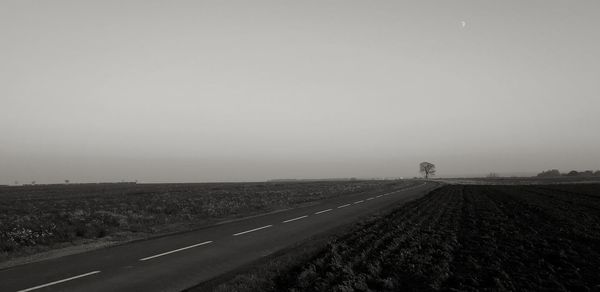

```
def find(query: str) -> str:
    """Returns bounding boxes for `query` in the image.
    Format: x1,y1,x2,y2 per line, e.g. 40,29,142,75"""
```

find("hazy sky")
1,0,599,183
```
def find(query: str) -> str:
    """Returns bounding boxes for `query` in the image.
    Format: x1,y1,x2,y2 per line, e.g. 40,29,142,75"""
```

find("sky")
1,0,599,184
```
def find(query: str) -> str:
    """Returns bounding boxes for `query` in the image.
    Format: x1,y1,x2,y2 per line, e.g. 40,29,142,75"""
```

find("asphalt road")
0,181,439,292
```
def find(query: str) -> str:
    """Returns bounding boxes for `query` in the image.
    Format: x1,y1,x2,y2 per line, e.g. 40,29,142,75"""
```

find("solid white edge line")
282,215,308,223
233,225,273,236
17,271,101,292
353,200,364,204
314,209,332,215
139,241,213,261
337,204,351,208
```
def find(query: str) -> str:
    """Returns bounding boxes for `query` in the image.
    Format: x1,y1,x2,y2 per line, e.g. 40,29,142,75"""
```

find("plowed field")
271,184,600,291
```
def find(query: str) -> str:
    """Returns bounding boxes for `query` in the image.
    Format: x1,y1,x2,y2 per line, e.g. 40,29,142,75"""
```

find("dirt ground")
209,184,600,291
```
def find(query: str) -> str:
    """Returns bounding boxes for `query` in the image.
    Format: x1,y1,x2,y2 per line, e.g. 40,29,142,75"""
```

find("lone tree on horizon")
420,162,436,179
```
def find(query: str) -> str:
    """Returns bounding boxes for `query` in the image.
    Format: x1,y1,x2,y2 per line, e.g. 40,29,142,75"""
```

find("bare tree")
419,162,436,179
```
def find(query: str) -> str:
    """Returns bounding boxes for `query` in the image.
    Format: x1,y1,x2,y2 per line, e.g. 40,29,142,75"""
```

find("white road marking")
314,209,332,215
140,241,213,261
337,203,351,208
353,200,364,204
233,225,273,236
376,195,382,198
283,215,308,223
17,271,101,292
366,197,374,201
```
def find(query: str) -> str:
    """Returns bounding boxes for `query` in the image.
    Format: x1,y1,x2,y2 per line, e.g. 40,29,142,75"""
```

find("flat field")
0,180,408,261
203,184,600,291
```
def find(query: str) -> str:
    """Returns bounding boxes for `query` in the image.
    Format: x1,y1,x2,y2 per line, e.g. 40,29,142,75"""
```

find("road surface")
0,181,438,292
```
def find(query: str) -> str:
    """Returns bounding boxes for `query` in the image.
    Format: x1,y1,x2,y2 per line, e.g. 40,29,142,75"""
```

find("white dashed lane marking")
17,271,101,292
233,225,273,236
353,200,364,204
282,215,308,223
315,209,332,215
337,203,351,208
140,241,213,261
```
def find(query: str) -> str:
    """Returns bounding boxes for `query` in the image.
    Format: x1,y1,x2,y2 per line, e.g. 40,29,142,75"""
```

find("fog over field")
1,0,599,184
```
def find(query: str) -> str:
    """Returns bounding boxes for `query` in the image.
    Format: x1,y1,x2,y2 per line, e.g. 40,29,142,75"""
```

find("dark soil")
208,184,600,291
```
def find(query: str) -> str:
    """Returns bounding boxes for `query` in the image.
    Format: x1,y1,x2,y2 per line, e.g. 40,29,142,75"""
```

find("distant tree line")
537,169,600,177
